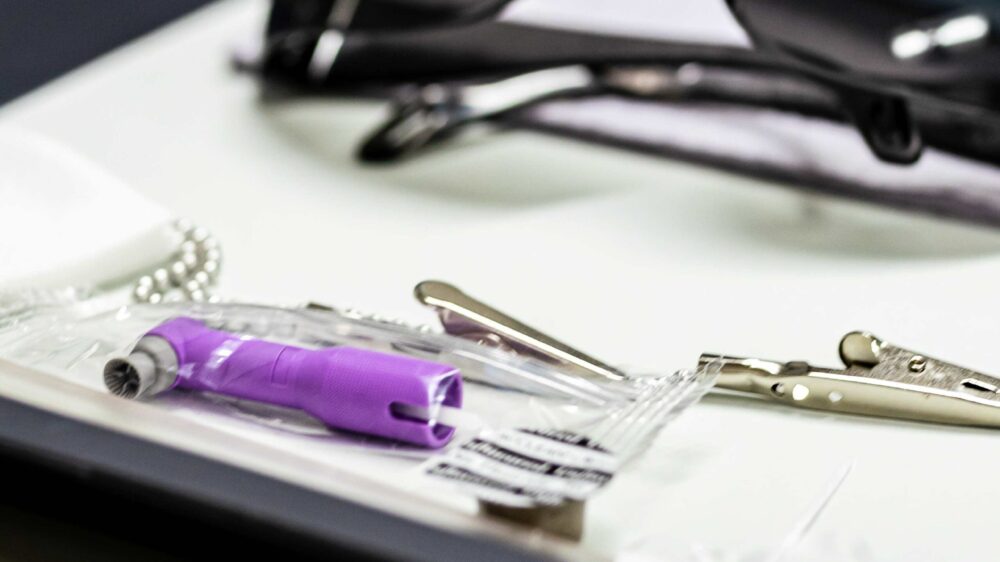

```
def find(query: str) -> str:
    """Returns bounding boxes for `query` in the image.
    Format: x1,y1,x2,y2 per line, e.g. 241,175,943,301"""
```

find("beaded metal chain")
131,219,222,304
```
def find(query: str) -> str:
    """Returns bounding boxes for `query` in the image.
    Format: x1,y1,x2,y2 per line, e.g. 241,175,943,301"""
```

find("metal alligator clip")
414,280,627,382
701,332,1000,427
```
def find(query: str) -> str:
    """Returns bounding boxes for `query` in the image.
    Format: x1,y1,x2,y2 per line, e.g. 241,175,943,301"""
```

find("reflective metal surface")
702,331,1000,427
414,280,627,382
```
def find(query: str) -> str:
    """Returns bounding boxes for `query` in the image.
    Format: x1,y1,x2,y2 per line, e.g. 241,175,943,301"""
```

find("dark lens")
728,0,1000,108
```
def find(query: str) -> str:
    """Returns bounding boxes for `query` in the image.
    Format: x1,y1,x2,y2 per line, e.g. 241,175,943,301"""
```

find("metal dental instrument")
414,280,627,383
701,331,1000,427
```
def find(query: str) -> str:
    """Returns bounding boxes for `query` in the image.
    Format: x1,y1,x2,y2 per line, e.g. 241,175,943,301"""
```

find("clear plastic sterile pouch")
0,294,717,533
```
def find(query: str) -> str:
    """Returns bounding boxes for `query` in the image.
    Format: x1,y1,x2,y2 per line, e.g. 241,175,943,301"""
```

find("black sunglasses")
241,0,1000,167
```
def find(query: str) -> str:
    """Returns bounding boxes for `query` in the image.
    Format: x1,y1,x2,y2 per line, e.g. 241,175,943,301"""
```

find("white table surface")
3,1,1000,560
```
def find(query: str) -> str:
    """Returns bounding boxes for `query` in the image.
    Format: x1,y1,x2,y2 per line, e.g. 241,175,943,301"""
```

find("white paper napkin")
0,127,176,290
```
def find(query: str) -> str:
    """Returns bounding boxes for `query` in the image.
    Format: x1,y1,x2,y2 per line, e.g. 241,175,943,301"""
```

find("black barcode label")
423,428,618,507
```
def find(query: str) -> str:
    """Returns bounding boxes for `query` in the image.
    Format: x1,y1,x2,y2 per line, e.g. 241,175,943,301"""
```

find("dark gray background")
0,0,212,104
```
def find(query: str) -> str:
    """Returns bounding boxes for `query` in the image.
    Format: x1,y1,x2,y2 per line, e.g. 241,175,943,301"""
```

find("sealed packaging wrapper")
424,369,715,505
423,364,717,538
0,296,715,540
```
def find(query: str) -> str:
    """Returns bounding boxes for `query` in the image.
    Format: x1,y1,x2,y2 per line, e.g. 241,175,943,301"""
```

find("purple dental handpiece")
103,316,462,448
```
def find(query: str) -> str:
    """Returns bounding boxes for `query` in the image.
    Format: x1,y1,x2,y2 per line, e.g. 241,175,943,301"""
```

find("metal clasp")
414,280,626,382
702,331,1000,427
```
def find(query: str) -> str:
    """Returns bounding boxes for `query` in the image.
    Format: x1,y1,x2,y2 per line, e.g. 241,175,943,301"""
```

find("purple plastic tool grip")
105,316,462,448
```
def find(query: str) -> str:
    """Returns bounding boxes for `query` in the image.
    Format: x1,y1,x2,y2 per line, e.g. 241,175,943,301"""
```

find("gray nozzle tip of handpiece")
104,335,179,400
104,353,157,399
